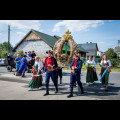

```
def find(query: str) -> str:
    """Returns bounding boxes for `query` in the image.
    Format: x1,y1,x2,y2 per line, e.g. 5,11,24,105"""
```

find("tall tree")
105,48,117,59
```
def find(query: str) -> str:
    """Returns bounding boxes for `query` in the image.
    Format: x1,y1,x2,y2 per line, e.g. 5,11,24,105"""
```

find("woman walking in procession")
99,54,112,92
14,54,21,75
86,56,98,86
16,55,27,77
28,56,43,91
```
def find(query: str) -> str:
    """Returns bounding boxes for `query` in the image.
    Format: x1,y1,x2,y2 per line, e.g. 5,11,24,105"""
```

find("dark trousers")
70,72,83,88
56,68,62,81
45,70,57,87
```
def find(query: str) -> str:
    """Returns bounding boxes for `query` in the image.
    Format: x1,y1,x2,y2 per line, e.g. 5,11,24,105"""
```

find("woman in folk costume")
86,56,98,86
16,55,28,77
99,54,112,91
28,56,43,91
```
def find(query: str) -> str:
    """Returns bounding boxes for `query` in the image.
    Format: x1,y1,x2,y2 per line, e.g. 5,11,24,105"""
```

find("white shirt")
101,60,111,67
35,60,43,70
26,54,32,61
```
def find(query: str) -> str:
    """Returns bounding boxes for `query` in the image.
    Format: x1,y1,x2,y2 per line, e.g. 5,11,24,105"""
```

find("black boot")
79,85,84,94
67,88,73,98
44,86,49,96
55,85,58,93
60,78,62,84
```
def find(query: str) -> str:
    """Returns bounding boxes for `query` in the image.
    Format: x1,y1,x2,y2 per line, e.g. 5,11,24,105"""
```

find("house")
115,46,120,59
78,42,99,60
12,29,87,57
97,51,104,57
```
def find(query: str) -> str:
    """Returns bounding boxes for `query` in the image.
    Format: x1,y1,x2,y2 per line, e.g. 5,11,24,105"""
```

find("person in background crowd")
16,55,28,77
26,51,32,62
54,54,62,84
28,56,43,91
14,54,21,75
86,56,98,86
67,53,84,98
31,51,36,66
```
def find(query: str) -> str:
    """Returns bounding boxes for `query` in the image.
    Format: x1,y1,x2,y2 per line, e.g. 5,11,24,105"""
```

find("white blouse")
101,60,111,67
35,60,43,70
87,60,96,67
87,60,95,64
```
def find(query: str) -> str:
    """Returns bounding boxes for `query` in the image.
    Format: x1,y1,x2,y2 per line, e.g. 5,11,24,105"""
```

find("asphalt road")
0,66,120,100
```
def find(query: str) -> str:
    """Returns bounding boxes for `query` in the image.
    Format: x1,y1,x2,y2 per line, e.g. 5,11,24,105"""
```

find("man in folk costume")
67,53,84,98
99,54,112,91
44,50,58,96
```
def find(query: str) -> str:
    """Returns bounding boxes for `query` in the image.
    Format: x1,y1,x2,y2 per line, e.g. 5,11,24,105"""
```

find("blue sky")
0,20,120,52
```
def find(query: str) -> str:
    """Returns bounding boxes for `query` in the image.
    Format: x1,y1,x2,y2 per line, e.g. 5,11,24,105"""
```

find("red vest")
47,57,54,69
73,59,77,67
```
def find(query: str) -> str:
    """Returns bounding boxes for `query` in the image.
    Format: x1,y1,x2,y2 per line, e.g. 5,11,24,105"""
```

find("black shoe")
105,89,108,92
44,92,49,96
67,94,73,98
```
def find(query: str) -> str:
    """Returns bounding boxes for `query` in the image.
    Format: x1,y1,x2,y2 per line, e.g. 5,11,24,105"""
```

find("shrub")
95,55,100,58
111,58,118,67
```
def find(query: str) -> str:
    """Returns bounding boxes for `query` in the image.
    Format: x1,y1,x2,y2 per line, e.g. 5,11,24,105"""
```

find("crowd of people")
13,50,112,98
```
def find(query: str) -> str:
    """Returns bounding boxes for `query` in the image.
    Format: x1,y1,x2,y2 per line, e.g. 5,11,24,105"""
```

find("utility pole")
8,25,10,53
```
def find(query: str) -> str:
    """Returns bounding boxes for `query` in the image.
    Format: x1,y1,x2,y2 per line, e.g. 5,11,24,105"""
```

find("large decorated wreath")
53,30,79,67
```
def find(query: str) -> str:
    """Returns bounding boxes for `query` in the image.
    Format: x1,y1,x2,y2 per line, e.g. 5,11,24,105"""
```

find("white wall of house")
16,40,52,57
97,51,103,57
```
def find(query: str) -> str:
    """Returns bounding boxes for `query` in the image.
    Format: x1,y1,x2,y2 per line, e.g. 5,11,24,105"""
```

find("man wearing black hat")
67,53,84,98
44,50,58,96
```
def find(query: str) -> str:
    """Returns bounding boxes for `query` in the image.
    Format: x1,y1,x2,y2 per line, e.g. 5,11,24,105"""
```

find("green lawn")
62,64,120,72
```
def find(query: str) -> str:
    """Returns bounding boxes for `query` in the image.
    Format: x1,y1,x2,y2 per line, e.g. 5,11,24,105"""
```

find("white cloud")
0,20,42,31
16,31,26,36
52,20,104,33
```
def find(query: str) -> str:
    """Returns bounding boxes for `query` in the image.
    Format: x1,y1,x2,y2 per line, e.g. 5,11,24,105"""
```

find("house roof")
78,45,88,53
78,42,99,51
12,29,87,53
13,29,60,51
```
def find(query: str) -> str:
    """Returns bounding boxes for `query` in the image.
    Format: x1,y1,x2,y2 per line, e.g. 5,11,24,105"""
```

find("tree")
13,49,24,58
105,48,117,59
0,42,13,58
105,48,118,67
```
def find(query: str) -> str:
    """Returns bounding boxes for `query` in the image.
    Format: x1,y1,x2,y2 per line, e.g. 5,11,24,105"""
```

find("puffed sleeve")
38,60,44,70
108,60,112,67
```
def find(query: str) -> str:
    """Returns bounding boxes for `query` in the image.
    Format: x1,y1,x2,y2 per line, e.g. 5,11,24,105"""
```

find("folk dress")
86,60,98,83
17,57,27,75
29,60,43,88
100,60,111,85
